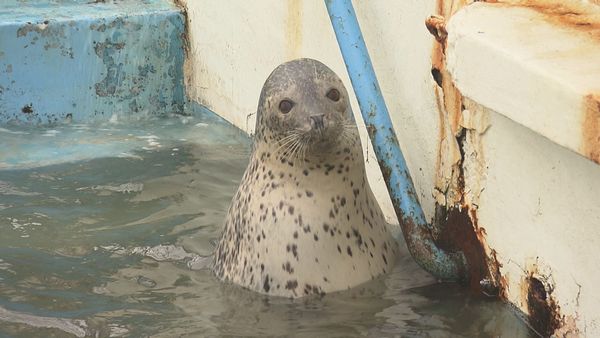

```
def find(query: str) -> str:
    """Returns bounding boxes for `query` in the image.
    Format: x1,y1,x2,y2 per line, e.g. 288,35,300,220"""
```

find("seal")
213,58,398,297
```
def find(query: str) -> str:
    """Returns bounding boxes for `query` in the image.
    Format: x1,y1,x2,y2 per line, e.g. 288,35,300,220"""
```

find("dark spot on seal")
263,275,271,292
285,280,298,290
283,262,294,274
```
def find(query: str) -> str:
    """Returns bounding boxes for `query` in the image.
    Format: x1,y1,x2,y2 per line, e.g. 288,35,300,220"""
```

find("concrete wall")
179,0,600,335
179,0,442,225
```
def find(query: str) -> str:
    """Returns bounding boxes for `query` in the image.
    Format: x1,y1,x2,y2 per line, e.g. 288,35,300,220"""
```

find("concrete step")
0,0,185,124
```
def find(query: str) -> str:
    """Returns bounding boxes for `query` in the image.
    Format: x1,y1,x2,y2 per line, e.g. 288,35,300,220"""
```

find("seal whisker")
274,134,302,155
293,134,309,164
276,138,298,152
283,137,302,161
289,138,304,163
301,135,310,163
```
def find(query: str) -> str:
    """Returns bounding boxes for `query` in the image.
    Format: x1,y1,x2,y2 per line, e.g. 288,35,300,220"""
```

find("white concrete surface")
446,2,600,165
179,0,600,335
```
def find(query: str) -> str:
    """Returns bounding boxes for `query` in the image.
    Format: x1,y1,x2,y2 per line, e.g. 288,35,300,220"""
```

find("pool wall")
0,0,185,124
179,0,600,336
1,0,599,335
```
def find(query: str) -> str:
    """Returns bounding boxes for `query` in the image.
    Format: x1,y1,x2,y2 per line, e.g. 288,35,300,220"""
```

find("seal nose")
309,114,325,130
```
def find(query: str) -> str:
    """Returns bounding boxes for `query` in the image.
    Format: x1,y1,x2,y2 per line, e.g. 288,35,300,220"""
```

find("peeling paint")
93,40,126,97
0,0,185,124
427,0,506,300
423,11,501,287
426,0,590,335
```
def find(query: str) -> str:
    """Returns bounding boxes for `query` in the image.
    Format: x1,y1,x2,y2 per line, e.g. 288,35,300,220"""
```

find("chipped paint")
427,2,496,292
0,0,185,124
433,0,600,335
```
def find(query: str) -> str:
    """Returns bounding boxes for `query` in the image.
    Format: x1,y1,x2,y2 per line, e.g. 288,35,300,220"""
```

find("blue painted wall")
0,0,185,124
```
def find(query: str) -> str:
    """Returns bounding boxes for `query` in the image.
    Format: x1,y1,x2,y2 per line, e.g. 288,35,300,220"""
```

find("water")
0,115,534,337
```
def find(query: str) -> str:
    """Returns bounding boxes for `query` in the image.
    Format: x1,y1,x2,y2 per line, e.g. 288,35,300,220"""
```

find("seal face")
213,58,398,297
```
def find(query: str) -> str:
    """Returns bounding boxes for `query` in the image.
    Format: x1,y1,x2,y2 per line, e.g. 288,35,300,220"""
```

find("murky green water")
0,115,533,337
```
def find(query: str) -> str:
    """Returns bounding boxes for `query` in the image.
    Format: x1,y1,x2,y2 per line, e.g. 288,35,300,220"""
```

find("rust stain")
494,0,600,43
429,0,474,137
427,0,593,334
434,205,487,291
526,275,562,337
425,15,448,44
286,0,303,60
582,94,600,164
554,315,582,337
432,184,504,295
427,0,503,295
436,0,471,19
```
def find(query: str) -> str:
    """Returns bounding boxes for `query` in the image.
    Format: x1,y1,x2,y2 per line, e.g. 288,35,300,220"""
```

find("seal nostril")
309,114,325,130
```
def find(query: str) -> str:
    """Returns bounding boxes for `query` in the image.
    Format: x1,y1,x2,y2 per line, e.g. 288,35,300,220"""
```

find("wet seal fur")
213,58,398,297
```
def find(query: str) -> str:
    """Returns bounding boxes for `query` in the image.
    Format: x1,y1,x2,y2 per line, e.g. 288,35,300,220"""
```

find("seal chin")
306,128,343,153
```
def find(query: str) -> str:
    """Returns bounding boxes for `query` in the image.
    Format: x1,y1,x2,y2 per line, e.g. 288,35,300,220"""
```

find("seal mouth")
275,116,356,162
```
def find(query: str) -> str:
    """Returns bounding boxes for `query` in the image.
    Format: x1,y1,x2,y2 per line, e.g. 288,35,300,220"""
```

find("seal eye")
279,99,294,114
326,88,340,102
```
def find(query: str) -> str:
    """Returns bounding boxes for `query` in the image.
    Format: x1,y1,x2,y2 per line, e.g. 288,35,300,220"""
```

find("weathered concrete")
0,0,185,124
446,2,600,165
444,2,600,336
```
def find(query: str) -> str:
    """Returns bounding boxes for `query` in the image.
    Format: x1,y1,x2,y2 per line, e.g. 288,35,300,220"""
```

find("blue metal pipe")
325,0,466,280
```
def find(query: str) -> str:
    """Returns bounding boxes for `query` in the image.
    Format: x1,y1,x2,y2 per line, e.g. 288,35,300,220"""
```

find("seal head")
254,58,355,162
213,58,398,297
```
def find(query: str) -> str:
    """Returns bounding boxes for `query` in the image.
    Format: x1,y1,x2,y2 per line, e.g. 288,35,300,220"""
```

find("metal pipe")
325,0,466,280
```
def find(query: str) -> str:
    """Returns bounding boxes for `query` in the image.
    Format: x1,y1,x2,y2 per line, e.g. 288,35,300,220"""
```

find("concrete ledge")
446,1,600,164
0,0,185,124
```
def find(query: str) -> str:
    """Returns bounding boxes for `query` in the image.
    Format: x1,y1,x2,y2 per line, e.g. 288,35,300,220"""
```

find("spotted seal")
213,58,398,297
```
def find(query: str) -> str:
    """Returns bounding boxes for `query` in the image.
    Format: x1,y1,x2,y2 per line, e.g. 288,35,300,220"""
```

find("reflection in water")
0,117,533,337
